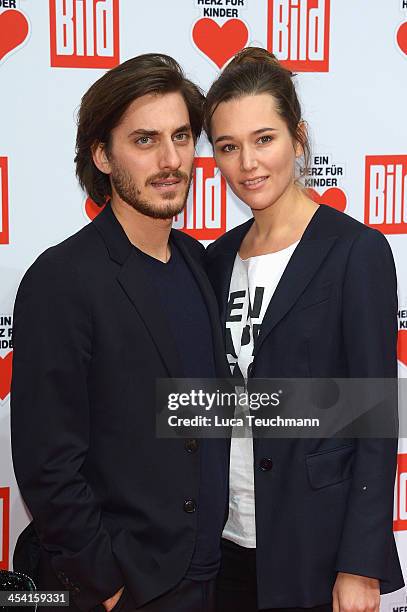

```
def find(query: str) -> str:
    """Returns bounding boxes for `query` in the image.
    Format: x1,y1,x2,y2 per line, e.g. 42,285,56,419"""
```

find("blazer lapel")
117,253,183,377
206,206,339,358
207,219,254,338
93,204,182,377
172,231,230,377
254,236,337,357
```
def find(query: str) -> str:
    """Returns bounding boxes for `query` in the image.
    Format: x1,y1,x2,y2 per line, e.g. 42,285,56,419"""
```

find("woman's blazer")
206,204,404,609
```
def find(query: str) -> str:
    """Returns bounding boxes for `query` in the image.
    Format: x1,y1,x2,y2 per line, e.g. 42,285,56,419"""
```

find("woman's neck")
239,186,319,258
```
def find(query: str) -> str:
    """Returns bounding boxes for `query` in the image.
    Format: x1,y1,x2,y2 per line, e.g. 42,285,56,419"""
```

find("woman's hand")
333,572,380,612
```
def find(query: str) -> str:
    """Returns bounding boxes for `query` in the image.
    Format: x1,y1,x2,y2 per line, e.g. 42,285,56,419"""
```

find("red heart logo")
85,197,105,221
398,330,407,367
307,188,347,212
0,10,29,63
192,18,248,68
397,22,407,56
0,351,12,401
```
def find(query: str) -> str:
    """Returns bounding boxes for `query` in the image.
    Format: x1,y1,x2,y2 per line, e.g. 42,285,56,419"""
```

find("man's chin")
129,199,186,220
150,209,184,221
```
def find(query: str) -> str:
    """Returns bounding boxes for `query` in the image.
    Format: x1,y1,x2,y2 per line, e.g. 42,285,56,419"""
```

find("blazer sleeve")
335,228,399,582
11,253,124,611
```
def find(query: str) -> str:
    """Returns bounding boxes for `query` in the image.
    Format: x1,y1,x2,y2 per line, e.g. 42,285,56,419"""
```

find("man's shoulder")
20,222,104,290
46,221,102,259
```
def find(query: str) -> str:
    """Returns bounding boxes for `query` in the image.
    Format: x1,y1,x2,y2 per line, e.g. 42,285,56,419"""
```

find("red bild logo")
0,487,10,570
173,158,227,241
267,0,330,72
49,0,119,68
399,330,407,368
364,155,407,234
394,454,407,531
0,157,9,245
0,352,12,402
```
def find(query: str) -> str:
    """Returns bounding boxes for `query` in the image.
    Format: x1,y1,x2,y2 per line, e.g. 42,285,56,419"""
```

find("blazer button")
185,439,199,453
259,457,273,471
57,572,69,586
183,499,197,513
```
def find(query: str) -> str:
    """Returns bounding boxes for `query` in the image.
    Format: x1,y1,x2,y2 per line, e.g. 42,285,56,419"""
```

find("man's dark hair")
75,53,204,205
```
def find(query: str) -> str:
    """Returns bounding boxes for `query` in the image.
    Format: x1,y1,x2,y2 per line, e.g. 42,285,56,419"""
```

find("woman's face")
210,93,301,212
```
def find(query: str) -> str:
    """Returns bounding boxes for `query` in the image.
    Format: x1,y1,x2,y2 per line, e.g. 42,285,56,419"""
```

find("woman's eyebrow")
214,127,278,144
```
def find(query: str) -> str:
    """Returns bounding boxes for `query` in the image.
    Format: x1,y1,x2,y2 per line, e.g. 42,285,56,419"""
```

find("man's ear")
92,142,112,175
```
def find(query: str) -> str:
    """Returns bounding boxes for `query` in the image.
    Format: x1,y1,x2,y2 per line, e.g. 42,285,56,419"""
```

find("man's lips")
150,178,183,190
240,176,269,190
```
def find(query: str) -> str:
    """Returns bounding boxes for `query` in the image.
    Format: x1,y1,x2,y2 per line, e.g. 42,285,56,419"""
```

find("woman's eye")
258,135,273,144
222,144,236,153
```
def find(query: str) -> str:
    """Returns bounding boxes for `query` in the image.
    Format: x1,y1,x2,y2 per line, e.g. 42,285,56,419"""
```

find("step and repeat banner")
0,1,407,608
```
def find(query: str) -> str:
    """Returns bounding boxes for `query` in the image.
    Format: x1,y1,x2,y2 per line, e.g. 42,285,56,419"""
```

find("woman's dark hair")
75,53,205,205
204,47,310,174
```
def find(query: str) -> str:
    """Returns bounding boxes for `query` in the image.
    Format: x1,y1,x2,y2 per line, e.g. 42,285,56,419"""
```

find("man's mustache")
146,170,191,185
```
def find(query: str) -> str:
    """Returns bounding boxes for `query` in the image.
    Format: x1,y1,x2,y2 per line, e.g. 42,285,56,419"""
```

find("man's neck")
111,198,172,263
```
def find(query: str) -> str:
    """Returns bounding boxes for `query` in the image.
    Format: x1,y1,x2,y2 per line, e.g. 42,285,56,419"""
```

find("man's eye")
258,135,273,144
222,144,236,153
174,133,190,141
137,136,152,145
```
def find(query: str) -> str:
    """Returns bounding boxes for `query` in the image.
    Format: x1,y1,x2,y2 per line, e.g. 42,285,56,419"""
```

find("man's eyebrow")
128,129,159,138
128,124,192,138
214,127,278,144
173,124,192,134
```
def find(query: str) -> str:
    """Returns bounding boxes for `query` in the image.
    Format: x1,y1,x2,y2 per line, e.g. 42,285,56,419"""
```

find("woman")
204,48,403,612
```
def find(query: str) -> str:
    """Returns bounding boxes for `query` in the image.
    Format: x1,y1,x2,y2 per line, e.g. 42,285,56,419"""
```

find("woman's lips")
240,176,269,190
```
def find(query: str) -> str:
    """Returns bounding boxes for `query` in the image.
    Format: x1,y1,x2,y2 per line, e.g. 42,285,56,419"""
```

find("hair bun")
225,46,293,77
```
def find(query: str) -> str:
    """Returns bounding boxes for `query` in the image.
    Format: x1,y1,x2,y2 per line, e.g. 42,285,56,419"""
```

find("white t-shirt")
223,241,299,548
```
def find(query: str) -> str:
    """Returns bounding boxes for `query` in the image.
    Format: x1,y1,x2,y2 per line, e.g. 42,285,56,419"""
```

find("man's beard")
109,160,192,220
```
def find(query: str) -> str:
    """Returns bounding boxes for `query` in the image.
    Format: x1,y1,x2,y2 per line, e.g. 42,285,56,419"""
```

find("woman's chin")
241,197,276,213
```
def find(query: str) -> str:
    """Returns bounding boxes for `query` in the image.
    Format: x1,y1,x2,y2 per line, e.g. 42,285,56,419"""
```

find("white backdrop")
1,1,407,609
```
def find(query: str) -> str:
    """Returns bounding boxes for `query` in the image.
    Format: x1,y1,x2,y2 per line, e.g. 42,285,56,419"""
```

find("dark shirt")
133,240,223,581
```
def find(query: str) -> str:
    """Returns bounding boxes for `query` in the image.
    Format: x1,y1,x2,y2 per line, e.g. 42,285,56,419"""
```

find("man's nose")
158,140,182,171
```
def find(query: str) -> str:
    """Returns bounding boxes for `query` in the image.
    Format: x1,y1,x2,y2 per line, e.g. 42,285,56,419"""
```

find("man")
11,54,229,612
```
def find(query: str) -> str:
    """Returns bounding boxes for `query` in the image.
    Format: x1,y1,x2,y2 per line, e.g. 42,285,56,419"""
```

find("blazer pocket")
306,444,355,490
293,282,332,312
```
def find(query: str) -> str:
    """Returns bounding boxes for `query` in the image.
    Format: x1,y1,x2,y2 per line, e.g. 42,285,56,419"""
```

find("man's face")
97,92,195,219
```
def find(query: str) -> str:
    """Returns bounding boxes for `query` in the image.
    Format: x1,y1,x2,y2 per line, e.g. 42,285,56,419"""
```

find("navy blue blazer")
206,204,404,608
11,204,229,611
